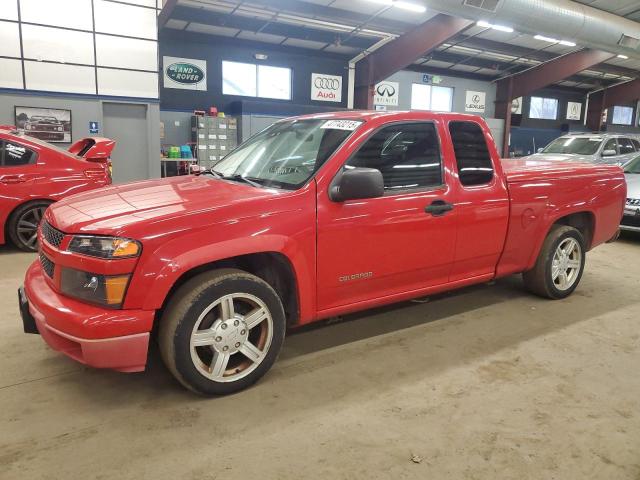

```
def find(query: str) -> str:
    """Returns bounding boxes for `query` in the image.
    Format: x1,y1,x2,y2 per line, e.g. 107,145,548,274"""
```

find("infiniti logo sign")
376,83,396,97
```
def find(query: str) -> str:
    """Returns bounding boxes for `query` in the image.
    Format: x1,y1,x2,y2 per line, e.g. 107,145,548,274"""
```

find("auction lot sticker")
321,120,362,130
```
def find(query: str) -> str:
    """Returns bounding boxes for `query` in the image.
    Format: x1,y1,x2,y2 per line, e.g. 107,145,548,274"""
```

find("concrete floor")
1,234,639,480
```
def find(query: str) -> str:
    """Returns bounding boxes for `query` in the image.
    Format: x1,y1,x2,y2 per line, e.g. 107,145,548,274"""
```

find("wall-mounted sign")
566,101,582,120
422,74,442,84
14,106,71,143
374,81,399,106
163,56,207,91
311,73,342,102
89,121,99,134
511,97,523,115
465,90,486,113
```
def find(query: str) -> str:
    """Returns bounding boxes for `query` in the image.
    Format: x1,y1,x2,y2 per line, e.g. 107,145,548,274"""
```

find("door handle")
0,176,26,184
425,200,454,216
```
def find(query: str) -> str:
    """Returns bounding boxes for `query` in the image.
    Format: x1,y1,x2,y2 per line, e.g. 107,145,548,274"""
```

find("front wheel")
523,225,586,299
159,269,286,395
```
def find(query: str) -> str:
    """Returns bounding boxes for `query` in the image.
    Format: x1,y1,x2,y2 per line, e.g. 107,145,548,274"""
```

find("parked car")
529,133,640,166
621,154,640,233
19,112,626,395
0,127,114,251
24,115,66,142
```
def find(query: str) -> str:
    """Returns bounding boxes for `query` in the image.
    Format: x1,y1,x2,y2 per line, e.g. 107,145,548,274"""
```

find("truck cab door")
445,120,510,282
316,121,457,313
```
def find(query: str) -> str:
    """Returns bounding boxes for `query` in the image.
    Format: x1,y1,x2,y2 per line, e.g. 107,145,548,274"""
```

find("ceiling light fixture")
534,35,577,47
617,54,629,59
477,20,514,33
365,0,426,13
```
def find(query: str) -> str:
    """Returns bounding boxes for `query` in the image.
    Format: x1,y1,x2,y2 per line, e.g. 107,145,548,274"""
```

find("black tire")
523,225,586,299
7,201,51,252
158,268,286,395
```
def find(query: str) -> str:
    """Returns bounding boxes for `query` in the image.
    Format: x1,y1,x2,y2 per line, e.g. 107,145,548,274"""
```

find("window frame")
410,84,454,112
611,106,634,126
447,120,497,189
529,96,559,120
221,60,292,101
0,140,38,167
337,120,446,197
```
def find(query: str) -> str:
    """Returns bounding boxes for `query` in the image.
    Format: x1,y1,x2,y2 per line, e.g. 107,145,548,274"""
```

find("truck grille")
627,198,640,207
39,253,55,278
41,221,65,248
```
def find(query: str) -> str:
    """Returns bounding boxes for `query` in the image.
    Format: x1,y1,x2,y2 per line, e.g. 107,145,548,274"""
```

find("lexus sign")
311,73,342,102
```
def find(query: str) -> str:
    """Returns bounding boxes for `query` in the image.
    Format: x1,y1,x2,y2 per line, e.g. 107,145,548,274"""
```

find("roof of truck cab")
290,110,487,123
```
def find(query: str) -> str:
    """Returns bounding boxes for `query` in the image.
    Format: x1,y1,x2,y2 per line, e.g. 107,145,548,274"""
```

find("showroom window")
346,122,442,192
410,84,453,112
222,61,291,100
448,121,494,186
529,96,559,120
612,106,634,125
0,141,36,167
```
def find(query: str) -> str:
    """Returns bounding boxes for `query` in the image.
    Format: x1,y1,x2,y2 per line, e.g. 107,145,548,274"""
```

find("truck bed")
496,158,626,278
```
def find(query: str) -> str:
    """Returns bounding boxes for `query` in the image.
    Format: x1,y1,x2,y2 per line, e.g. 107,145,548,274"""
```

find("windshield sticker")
321,120,362,131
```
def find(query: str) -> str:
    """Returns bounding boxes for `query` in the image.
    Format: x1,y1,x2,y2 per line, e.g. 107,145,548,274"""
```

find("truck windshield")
542,136,603,155
211,119,362,189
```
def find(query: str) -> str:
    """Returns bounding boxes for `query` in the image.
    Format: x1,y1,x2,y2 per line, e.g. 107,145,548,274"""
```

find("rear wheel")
523,225,585,299
159,269,286,395
7,201,51,252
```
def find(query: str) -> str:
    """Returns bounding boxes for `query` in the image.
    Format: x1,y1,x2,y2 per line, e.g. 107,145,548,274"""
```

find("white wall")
381,70,497,119
0,0,160,99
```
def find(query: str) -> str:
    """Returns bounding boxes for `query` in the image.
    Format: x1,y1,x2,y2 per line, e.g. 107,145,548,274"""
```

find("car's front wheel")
159,269,286,395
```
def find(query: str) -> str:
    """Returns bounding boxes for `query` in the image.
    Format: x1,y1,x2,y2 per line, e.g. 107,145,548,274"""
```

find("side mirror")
537,147,544,153
602,149,617,157
330,167,384,202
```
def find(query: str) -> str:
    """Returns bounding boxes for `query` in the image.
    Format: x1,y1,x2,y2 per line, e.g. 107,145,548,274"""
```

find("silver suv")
529,133,640,166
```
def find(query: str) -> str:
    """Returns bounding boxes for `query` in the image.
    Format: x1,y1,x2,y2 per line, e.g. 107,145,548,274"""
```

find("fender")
124,213,317,323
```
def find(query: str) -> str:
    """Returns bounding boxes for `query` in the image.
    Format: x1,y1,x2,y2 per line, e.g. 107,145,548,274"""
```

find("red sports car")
0,126,114,251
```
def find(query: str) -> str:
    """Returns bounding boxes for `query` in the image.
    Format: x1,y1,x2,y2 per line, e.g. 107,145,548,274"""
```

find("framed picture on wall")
14,106,72,143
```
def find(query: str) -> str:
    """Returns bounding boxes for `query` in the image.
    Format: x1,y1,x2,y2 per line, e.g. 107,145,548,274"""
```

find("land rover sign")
163,56,207,91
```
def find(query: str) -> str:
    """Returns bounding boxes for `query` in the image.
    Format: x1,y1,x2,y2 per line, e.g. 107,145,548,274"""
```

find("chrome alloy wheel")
17,206,47,250
551,237,582,291
190,293,273,383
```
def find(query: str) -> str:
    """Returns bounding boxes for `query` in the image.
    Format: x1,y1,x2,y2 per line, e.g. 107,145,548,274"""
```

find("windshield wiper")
221,173,263,188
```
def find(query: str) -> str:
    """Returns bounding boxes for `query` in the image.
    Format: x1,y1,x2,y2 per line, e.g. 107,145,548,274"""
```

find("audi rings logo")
314,77,340,90
376,83,396,97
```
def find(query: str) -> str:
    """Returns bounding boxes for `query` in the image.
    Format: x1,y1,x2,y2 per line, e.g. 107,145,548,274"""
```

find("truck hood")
47,174,287,234
502,157,623,183
625,173,640,200
526,153,596,163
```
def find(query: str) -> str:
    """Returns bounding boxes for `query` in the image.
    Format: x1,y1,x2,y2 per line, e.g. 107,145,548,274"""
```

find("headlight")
68,236,141,258
60,268,130,308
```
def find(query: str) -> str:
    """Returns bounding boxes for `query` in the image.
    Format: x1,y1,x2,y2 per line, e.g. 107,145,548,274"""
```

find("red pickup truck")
19,112,626,395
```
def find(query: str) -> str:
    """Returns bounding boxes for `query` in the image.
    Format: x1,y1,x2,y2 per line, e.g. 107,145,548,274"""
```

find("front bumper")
620,209,640,232
22,260,153,372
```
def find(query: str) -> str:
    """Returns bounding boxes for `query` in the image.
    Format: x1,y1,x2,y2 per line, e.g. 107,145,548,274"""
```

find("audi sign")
311,73,342,102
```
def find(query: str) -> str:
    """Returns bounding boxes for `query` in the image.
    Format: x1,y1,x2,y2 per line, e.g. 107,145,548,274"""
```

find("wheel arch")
3,198,54,245
154,251,301,331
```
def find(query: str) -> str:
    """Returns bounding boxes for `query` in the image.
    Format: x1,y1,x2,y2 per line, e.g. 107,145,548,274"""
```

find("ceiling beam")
586,79,640,131
354,14,473,109
168,5,376,50
500,49,616,101
158,0,179,29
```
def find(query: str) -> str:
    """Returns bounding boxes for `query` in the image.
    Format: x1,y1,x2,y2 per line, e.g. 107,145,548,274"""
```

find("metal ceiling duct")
423,0,640,60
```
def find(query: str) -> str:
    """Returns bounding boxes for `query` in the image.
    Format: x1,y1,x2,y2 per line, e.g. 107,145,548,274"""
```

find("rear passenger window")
0,141,36,167
448,121,494,186
618,138,635,154
347,122,442,192
632,139,640,151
